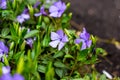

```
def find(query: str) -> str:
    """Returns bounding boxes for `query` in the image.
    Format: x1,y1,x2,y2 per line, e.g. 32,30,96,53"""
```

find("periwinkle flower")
0,0,7,9
0,41,8,62
75,28,92,50
25,29,36,48
17,8,30,24
34,6,47,17
33,1,41,8
49,1,66,17
49,30,68,50
26,38,33,48
0,66,24,80
2,66,10,74
13,74,24,80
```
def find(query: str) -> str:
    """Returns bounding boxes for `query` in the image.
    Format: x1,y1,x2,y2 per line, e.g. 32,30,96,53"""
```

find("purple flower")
49,30,68,50
0,73,12,80
26,38,33,48
25,29,35,48
13,74,24,80
75,28,92,50
0,66,24,80
17,8,30,24
0,73,24,80
0,41,8,62
2,66,10,74
49,1,66,17
34,6,47,17
0,0,7,9
33,1,41,8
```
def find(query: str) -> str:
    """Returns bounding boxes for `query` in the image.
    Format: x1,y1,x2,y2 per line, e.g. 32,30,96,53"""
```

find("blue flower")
25,29,36,48
0,41,8,62
34,6,47,17
75,28,92,50
33,1,41,8
0,66,24,80
49,1,66,17
49,30,68,50
17,8,30,24
0,0,7,9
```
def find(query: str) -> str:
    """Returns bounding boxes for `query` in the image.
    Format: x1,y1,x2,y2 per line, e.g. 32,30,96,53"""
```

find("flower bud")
44,17,50,24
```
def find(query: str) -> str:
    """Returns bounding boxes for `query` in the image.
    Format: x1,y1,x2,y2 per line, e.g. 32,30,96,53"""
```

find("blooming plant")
0,0,109,80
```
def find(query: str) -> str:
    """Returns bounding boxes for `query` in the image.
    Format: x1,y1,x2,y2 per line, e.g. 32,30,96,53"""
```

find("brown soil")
67,0,120,76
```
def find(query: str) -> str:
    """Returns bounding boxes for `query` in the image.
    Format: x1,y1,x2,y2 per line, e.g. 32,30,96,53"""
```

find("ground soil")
66,0,120,77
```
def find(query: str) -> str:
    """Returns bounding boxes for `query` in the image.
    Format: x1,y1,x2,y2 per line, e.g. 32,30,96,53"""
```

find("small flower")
0,66,24,80
33,1,41,8
0,41,8,62
34,6,47,17
0,0,7,9
17,8,30,24
2,66,10,74
74,28,92,50
49,30,68,50
25,29,36,48
26,38,33,48
49,1,66,17
13,74,24,80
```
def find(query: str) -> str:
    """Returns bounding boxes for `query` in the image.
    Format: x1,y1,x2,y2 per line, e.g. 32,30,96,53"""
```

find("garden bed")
68,0,120,76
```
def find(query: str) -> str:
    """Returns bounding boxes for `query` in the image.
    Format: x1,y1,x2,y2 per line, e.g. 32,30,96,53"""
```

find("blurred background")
65,0,120,76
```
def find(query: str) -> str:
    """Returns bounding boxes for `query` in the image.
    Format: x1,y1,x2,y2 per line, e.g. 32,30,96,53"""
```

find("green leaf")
3,55,9,66
38,65,46,73
53,51,64,58
64,54,74,59
24,30,39,39
45,62,54,80
17,55,24,74
54,61,66,68
100,74,107,80
42,34,50,47
45,67,54,80
55,68,64,78
84,75,90,80
96,48,107,56
1,28,10,36
77,49,89,62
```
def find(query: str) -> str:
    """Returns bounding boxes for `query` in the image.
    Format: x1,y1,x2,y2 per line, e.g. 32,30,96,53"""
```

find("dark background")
66,0,120,76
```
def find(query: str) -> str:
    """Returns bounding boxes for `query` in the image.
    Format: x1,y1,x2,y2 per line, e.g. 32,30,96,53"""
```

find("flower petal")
58,42,65,50
62,35,68,42
33,1,41,8
56,30,64,38
0,73,12,80
0,41,8,53
86,40,92,48
49,5,59,13
49,11,59,17
49,40,60,48
54,1,62,9
0,0,7,9
2,66,10,74
21,14,30,20
17,15,25,24
61,2,66,11
13,74,24,80
81,41,87,50
34,13,42,17
80,28,90,41
51,32,60,40
26,38,33,48
74,39,81,44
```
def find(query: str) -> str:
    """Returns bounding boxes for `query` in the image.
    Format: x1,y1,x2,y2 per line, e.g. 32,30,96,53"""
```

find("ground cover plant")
0,0,117,80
